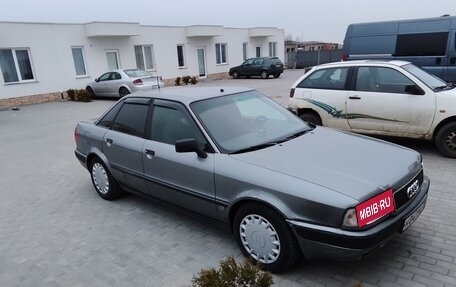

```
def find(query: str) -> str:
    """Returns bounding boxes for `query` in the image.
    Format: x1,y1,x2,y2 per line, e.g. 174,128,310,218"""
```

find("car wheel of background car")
260,71,269,79
233,203,300,273
232,71,240,79
273,73,281,78
90,158,123,200
435,121,456,158
299,112,322,126
86,86,96,98
119,87,130,98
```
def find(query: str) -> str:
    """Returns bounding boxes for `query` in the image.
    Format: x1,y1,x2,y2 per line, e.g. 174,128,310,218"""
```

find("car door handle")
145,149,155,159
349,96,361,100
106,138,113,147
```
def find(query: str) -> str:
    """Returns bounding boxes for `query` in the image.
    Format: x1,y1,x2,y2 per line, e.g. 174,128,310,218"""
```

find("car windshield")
191,90,311,154
402,64,448,91
124,69,152,78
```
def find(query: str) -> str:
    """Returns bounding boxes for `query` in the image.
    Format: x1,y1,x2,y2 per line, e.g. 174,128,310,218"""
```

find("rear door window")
297,67,349,90
112,102,149,137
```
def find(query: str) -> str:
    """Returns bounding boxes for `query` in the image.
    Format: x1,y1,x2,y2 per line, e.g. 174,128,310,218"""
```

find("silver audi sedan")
86,69,164,98
74,86,429,272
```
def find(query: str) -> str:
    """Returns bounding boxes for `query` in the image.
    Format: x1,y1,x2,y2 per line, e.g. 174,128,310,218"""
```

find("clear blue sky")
2,0,454,43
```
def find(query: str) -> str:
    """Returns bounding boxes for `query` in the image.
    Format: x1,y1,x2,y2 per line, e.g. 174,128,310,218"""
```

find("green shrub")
191,256,273,287
175,77,181,86
67,88,91,102
182,75,191,85
75,89,91,102
66,89,76,101
190,76,198,85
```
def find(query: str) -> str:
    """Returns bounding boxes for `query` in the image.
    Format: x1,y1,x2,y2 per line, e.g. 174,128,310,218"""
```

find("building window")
269,42,277,57
256,46,261,57
242,43,248,61
135,45,155,71
215,43,227,64
0,48,35,83
177,45,185,67
71,47,87,76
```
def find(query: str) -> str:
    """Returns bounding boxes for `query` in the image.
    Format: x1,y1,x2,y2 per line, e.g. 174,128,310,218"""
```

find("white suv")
289,60,456,158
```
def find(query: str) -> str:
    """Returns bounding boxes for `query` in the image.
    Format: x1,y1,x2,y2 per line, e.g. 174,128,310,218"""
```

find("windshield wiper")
434,82,455,92
277,129,312,143
230,141,279,154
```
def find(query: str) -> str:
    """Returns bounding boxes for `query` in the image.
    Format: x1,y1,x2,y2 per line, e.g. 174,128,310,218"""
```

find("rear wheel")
233,203,300,273
299,112,322,126
435,121,456,158
232,71,240,79
90,158,123,200
260,71,269,79
119,87,130,97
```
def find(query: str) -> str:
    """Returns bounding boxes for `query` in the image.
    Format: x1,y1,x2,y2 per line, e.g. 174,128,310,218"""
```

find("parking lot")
1,69,455,287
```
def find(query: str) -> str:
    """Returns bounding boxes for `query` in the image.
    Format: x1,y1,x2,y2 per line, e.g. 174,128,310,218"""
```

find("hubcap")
239,214,280,264
92,163,109,195
446,130,456,150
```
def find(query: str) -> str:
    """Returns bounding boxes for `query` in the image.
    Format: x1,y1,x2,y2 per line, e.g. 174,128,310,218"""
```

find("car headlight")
342,208,358,228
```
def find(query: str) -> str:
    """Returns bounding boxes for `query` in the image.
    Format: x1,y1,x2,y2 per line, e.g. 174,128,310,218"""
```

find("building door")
197,48,206,77
106,50,120,70
256,46,261,57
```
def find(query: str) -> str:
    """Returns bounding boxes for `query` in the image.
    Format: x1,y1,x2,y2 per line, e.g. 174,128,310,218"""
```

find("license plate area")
402,200,426,232
356,189,395,227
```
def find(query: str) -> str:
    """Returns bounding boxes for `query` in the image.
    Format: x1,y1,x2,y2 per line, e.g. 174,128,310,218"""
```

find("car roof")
315,60,411,69
124,86,254,104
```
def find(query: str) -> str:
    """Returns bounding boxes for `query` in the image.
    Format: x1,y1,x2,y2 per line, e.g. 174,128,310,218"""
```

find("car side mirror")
175,138,207,158
405,84,425,95
95,78,100,82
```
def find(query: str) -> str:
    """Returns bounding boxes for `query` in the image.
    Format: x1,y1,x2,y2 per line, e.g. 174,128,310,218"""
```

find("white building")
0,21,284,106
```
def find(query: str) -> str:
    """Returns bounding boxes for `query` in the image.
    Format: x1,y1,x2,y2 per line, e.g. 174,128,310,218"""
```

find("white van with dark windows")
343,16,456,82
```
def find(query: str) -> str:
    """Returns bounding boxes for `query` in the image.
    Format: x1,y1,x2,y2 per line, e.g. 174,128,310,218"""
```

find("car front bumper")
288,176,430,261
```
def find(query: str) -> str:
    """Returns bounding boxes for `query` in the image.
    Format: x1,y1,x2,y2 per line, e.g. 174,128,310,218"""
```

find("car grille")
394,169,424,211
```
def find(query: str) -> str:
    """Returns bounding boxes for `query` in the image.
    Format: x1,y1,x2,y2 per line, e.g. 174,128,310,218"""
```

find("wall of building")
0,21,284,105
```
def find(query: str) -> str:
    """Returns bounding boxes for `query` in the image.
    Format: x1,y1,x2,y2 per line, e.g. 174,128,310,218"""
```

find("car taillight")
133,79,143,86
341,53,347,61
290,88,295,98
74,129,78,143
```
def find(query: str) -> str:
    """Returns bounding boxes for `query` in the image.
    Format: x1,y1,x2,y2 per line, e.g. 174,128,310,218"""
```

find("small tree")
182,75,191,85
190,76,198,85
175,77,181,86
191,256,273,287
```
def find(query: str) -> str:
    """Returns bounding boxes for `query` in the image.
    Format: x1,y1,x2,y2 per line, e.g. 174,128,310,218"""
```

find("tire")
86,86,96,98
260,70,269,79
435,121,456,158
273,73,281,78
89,158,123,200
299,112,322,126
232,71,240,79
233,203,300,273
119,87,130,97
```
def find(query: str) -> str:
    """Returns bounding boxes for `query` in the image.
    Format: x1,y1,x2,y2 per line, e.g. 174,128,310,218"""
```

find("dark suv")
229,57,284,79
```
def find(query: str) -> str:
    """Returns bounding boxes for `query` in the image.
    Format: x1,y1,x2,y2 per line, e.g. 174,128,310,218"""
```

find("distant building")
285,40,341,52
0,21,284,106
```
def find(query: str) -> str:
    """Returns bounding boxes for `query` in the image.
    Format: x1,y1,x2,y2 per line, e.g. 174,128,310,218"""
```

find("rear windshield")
124,69,152,78
270,58,282,65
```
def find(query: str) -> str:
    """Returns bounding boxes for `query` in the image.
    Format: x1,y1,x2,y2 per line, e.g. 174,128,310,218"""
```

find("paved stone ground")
0,70,455,286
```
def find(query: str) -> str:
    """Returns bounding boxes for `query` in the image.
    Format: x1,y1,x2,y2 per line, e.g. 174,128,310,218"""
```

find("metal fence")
286,49,342,69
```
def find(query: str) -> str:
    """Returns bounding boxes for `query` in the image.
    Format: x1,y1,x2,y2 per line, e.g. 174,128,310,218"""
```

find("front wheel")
435,122,456,158
260,71,269,79
90,159,123,200
233,203,300,273
232,71,240,79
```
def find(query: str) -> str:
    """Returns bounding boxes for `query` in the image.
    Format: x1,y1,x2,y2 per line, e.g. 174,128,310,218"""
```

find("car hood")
230,127,422,202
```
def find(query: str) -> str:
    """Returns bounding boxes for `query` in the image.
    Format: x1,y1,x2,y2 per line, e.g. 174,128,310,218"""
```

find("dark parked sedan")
229,57,284,79
74,86,429,272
